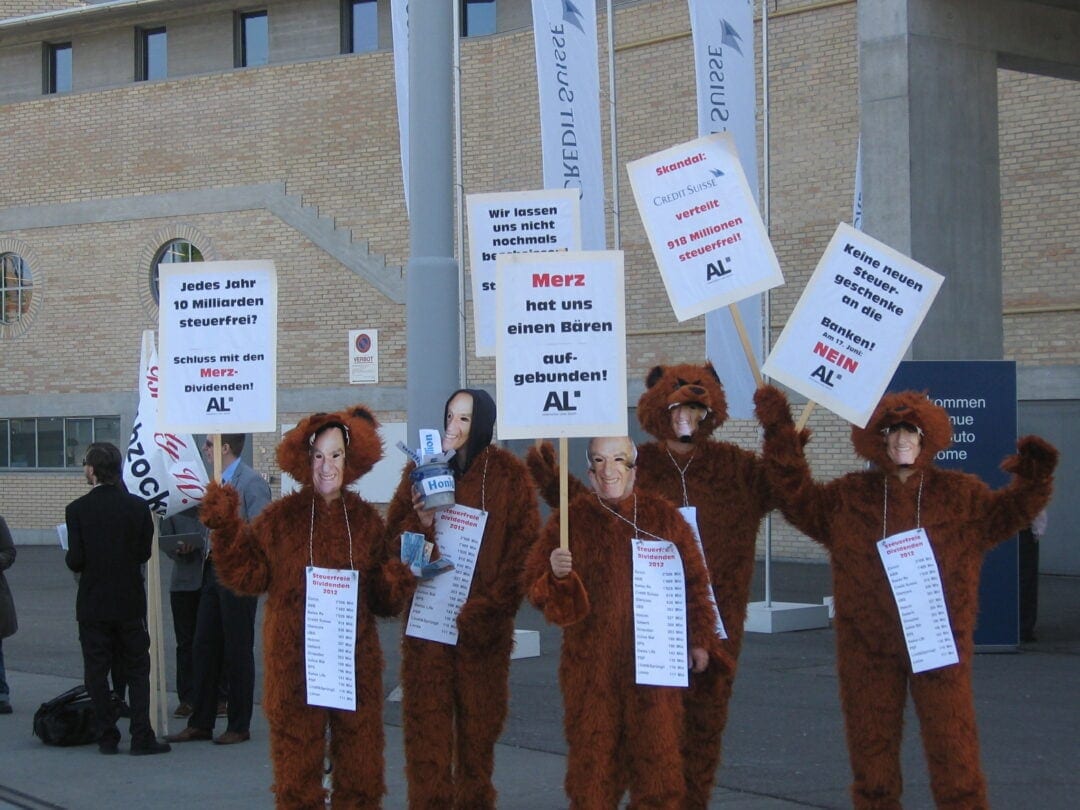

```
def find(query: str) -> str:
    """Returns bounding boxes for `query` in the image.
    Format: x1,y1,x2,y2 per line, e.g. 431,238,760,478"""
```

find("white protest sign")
348,329,379,384
876,529,959,673
467,189,581,357
304,567,359,710
495,251,626,440
632,539,689,687
158,260,277,433
762,223,943,426
627,132,783,322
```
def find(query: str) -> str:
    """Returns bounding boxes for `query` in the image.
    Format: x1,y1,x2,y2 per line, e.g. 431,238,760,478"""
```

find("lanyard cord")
882,472,924,540
665,447,695,507
309,493,355,570
594,492,670,543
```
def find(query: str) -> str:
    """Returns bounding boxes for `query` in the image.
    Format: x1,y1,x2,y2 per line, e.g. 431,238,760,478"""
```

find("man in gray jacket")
167,434,270,746
0,513,16,715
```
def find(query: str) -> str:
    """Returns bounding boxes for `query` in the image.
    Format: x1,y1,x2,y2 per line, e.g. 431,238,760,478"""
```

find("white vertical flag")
123,330,210,517
691,0,762,418
391,0,410,216
531,0,606,250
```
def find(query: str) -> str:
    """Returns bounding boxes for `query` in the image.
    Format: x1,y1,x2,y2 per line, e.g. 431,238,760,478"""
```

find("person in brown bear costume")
524,435,730,808
386,388,540,809
528,363,778,807
200,407,416,809
754,385,1058,810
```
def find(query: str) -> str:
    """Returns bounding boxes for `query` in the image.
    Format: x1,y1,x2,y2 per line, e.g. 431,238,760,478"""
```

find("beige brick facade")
1,0,1075,563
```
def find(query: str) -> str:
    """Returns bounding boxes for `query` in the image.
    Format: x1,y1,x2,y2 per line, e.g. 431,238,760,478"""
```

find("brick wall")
1,0,1075,559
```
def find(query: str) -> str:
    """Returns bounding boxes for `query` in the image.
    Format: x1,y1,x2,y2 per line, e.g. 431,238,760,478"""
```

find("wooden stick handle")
795,401,816,432
728,303,764,388
558,437,569,551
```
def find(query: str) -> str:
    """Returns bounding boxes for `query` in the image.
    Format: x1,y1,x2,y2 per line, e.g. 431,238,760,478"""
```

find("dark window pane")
462,0,495,36
94,417,122,447
242,11,269,67
66,418,94,468
10,419,36,467
50,43,72,93
144,28,167,81
38,417,64,468
349,0,378,53
0,420,8,467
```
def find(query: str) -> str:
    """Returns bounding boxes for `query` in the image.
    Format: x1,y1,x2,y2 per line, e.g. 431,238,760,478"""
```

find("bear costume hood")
277,405,384,489
851,390,952,473
637,363,728,445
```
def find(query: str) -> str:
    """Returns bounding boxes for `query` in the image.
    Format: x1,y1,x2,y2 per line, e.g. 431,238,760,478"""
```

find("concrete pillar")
859,0,1003,359
405,1,460,439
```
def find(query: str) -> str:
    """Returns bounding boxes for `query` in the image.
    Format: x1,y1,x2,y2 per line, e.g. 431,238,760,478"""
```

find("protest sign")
158,260,277,433
762,223,943,426
627,132,783,322
466,189,581,357
495,251,626,440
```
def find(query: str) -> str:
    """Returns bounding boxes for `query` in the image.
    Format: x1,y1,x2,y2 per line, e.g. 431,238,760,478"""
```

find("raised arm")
754,385,834,547
522,511,590,627
974,435,1058,552
200,481,271,595
526,440,588,510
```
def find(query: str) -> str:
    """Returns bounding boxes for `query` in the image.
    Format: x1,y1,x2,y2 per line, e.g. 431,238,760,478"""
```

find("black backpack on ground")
32,685,127,746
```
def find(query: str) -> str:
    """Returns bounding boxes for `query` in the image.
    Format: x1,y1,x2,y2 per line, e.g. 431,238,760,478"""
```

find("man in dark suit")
65,442,171,755
168,434,270,746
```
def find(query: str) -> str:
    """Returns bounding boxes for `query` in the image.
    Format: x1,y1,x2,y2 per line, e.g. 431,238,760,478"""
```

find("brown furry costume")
754,386,1058,810
528,363,778,807
385,389,540,810
524,486,730,808
201,407,415,809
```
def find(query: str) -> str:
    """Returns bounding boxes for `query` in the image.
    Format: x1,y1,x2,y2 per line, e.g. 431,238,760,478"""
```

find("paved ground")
1,546,1077,808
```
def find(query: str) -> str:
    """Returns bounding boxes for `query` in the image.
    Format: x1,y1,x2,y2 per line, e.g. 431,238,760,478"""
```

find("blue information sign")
888,360,1018,649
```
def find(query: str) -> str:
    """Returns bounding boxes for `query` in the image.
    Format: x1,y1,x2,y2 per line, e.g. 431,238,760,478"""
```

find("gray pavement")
1,546,1077,808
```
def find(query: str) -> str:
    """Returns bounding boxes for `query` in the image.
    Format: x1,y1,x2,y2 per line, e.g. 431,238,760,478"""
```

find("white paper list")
876,528,959,673
304,566,359,710
632,539,689,687
405,504,488,645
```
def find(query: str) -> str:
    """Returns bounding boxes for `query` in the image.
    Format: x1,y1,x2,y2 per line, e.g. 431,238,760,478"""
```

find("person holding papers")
199,407,415,809
386,388,540,810
528,362,782,807
524,436,728,809
754,385,1057,810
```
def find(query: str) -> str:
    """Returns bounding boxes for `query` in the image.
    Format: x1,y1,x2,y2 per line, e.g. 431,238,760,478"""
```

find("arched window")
1,253,32,326
151,239,204,303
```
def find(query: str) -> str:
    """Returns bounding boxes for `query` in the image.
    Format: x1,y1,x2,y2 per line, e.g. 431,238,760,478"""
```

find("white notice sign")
495,251,627,440
348,329,379,384
762,223,944,427
405,504,488,645
632,540,690,687
678,506,726,639
304,567,360,710
158,260,278,433
627,132,783,322
876,529,959,673
467,189,581,357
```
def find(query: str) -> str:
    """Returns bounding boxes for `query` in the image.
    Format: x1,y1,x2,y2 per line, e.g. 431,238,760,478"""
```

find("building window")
137,27,167,81
151,239,204,304
343,0,378,54
1,253,32,326
45,42,72,93
461,0,495,36
0,416,119,469
238,10,269,67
